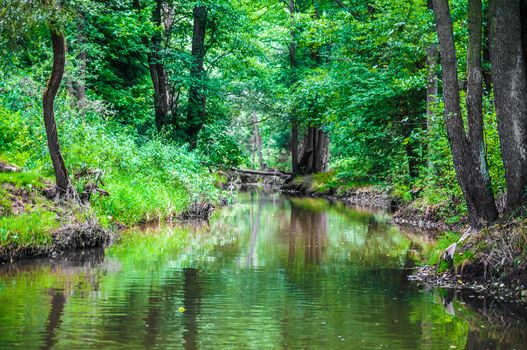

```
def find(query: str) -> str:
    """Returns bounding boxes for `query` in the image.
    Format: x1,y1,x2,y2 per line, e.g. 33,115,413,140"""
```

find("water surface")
1,190,526,349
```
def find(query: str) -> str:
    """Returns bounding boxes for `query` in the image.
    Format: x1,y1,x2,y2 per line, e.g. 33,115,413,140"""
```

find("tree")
288,0,300,174
186,5,208,148
432,0,498,227
148,0,173,131
489,0,527,213
43,24,72,196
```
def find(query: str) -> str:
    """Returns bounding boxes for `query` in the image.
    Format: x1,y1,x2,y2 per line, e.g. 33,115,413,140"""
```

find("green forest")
1,0,527,348
1,0,527,285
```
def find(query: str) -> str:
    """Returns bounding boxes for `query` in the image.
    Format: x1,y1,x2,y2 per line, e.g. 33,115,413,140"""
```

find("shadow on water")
0,189,526,349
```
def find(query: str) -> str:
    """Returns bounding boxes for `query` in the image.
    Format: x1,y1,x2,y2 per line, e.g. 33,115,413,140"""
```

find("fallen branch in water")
231,168,293,177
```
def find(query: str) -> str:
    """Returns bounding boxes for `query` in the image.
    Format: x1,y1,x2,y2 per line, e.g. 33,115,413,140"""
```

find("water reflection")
0,191,526,349
40,288,66,350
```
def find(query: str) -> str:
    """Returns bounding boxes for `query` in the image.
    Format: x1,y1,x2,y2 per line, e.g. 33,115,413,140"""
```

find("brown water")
0,190,526,349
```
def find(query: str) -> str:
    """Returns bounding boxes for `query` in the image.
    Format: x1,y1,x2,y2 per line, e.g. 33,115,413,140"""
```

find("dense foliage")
0,0,525,226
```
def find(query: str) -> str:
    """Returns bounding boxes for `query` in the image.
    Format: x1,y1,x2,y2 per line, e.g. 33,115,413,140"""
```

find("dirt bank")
281,176,394,210
0,222,112,263
411,219,527,303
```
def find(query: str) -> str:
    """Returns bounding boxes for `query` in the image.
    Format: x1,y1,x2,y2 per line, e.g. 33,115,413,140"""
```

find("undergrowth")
0,77,222,228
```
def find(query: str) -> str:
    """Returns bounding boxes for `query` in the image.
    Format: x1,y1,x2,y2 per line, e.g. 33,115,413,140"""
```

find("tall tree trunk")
467,0,493,194
150,0,171,131
292,119,299,173
297,127,328,174
426,44,438,172
489,0,527,212
186,5,207,148
433,0,498,227
288,0,300,174
43,29,71,196
133,0,171,131
313,128,329,172
298,127,314,174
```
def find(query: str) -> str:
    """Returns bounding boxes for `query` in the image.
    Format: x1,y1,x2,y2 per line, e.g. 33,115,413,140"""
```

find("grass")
93,173,191,225
424,230,478,273
425,231,460,266
0,171,48,189
0,210,59,248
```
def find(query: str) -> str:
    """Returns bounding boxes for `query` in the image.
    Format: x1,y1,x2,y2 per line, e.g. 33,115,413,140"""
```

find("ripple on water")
1,191,526,349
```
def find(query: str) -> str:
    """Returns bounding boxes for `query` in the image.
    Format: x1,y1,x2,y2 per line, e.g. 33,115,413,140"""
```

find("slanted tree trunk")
489,0,527,212
433,0,498,227
186,5,207,148
43,29,71,197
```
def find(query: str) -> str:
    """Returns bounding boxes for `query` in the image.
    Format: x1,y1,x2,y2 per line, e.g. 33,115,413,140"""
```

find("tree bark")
292,119,299,173
43,29,71,196
489,0,527,212
133,0,171,131
297,127,328,174
150,0,171,131
467,0,493,194
433,0,498,227
186,5,208,148
314,128,329,172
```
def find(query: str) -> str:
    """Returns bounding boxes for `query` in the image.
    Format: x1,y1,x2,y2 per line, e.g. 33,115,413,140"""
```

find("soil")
0,222,112,263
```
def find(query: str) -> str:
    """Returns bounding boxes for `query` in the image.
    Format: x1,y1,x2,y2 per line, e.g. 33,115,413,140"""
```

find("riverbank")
281,174,458,230
411,219,527,303
280,173,394,210
0,162,219,262
0,170,111,262
280,173,527,303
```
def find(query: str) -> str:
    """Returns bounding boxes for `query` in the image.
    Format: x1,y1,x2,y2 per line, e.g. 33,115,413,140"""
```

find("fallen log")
231,168,293,177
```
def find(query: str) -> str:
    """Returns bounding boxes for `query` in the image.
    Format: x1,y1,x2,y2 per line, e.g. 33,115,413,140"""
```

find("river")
1,190,526,349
